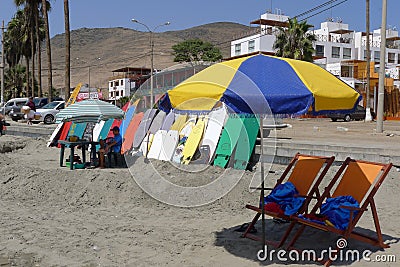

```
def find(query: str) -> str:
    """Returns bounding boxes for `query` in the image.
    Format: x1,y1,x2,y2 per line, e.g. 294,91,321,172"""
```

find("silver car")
35,101,65,124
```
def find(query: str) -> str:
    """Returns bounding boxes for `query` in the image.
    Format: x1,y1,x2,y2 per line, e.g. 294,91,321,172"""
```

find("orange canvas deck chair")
243,153,335,246
286,157,392,266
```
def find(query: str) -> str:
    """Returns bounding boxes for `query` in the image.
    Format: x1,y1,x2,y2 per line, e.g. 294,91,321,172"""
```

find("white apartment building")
108,67,151,101
231,11,400,81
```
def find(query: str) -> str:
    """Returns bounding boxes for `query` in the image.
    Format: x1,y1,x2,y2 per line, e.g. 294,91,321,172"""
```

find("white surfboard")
201,106,227,163
159,130,179,161
139,133,154,157
47,122,64,147
147,130,167,159
92,120,105,142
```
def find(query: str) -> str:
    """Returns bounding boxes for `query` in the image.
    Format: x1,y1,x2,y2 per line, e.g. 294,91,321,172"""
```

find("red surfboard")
57,121,73,148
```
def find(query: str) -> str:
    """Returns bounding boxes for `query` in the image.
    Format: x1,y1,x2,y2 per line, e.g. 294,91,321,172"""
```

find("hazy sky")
0,0,399,37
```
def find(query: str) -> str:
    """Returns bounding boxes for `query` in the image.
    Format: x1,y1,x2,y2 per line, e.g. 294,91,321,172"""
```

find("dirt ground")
0,119,399,266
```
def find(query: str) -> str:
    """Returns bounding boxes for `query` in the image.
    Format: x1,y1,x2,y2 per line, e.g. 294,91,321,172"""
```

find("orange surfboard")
121,112,144,154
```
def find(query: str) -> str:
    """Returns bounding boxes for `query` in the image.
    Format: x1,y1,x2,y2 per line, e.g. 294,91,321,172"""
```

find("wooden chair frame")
242,153,335,247
285,157,393,266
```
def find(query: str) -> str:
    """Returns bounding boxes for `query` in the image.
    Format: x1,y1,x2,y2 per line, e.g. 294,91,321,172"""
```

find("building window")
115,80,119,87
121,79,124,86
374,51,380,63
121,90,124,96
109,82,112,87
316,45,324,57
248,40,255,53
343,48,351,59
398,54,400,64
116,91,119,97
388,52,395,63
332,46,340,58
235,43,241,56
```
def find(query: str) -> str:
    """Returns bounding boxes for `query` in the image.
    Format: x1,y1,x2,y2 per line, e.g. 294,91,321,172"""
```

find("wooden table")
58,140,99,170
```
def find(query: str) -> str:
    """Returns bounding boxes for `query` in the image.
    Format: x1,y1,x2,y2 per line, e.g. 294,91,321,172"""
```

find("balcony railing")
315,34,353,44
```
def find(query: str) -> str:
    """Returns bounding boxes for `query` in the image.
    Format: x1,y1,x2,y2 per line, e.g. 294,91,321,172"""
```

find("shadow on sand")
215,219,399,266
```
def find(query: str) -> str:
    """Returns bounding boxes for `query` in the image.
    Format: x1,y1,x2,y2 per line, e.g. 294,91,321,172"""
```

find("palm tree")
64,0,71,100
5,9,32,96
273,18,316,62
41,0,52,102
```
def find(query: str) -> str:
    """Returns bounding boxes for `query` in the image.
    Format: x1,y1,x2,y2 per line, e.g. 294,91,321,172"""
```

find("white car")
35,101,65,124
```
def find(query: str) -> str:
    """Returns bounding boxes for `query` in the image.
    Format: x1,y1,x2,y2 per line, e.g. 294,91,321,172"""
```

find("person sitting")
105,126,122,167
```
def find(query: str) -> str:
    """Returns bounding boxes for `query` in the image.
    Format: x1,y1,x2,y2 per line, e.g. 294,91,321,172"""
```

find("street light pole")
376,0,387,133
131,19,170,108
76,57,100,99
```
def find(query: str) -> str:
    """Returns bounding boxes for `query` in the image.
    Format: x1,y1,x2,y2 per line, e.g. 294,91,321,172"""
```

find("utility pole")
365,0,372,122
376,0,387,133
1,20,5,106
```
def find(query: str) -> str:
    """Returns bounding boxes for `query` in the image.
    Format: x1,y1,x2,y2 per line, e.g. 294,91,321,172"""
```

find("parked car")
328,105,376,122
33,97,49,109
34,101,65,124
9,97,60,122
0,98,28,115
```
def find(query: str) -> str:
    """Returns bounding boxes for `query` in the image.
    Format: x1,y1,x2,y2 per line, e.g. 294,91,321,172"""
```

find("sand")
0,121,399,266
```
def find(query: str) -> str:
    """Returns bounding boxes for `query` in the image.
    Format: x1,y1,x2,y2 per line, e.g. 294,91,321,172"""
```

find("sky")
0,0,399,37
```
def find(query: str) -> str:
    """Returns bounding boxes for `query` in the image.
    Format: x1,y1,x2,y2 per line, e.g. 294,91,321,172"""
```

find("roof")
111,67,151,73
250,19,289,28
329,29,353,34
387,36,400,41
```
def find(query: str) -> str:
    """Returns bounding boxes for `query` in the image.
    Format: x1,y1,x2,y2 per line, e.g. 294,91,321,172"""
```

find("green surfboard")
232,115,259,170
213,115,244,168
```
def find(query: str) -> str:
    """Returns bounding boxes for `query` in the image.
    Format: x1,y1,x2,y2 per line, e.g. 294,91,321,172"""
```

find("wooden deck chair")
286,157,393,266
242,153,335,247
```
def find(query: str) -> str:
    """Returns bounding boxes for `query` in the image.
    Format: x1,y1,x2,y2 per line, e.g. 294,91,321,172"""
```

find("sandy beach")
1,119,399,266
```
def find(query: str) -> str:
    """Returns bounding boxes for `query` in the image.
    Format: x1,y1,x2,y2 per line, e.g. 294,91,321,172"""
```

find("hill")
45,22,253,90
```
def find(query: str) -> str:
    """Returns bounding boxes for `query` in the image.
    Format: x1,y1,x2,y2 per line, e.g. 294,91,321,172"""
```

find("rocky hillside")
44,22,254,90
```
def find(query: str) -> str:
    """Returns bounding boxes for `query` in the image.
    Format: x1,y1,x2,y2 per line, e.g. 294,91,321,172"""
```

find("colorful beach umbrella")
56,99,125,123
160,54,361,115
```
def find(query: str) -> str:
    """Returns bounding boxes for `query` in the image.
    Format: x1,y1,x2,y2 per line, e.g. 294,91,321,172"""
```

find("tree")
172,39,222,67
64,0,71,100
4,9,31,96
273,18,316,62
41,0,52,102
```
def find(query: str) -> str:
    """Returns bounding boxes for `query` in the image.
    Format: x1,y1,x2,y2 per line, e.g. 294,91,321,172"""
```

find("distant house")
108,67,151,101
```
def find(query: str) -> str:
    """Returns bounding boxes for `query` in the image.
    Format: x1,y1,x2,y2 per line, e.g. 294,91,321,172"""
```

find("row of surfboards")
48,101,260,170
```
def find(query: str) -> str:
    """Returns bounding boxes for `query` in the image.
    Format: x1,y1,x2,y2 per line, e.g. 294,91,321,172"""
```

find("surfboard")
121,112,144,154
107,102,130,138
94,119,114,150
93,121,105,142
57,121,73,148
148,110,166,134
160,111,175,131
147,130,167,159
181,117,206,164
201,107,227,163
132,109,157,149
212,115,244,168
120,105,135,137
47,122,64,147
139,133,154,157
159,130,179,161
67,122,87,139
170,114,188,131
232,116,259,170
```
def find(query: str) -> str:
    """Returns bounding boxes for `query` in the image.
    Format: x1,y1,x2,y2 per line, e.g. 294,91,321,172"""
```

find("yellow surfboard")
181,117,206,165
170,114,188,131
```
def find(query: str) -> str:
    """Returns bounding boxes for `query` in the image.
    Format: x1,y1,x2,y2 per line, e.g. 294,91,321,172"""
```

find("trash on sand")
336,126,348,132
